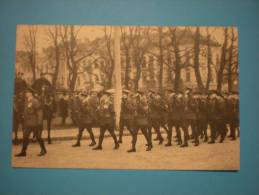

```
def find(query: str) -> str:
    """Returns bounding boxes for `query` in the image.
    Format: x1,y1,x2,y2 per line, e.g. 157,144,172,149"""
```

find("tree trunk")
158,27,164,91
124,48,130,88
217,28,228,93
193,27,204,92
228,28,234,92
171,30,182,92
205,28,212,92
51,28,60,91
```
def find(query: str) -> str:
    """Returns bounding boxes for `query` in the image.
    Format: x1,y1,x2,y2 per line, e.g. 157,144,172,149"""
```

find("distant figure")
59,93,68,125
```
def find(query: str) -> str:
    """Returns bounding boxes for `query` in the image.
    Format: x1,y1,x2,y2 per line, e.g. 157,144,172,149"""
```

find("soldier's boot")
165,141,172,147
194,136,199,147
118,127,123,143
15,147,27,157
128,142,136,153
88,131,96,146
114,142,119,150
38,148,47,156
208,139,215,144
72,133,82,147
180,142,188,148
15,151,26,157
146,145,152,151
204,135,208,142
181,129,188,147
89,141,96,146
177,139,182,145
127,147,136,153
47,127,52,144
219,127,227,143
93,145,102,150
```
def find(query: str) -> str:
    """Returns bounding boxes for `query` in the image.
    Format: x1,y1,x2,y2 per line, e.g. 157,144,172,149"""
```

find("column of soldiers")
14,84,239,156
68,87,239,153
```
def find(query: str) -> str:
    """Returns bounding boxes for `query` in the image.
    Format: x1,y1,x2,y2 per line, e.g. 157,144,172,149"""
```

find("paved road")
12,128,240,170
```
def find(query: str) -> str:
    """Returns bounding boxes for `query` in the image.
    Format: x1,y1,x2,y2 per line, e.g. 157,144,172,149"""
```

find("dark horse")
32,77,56,144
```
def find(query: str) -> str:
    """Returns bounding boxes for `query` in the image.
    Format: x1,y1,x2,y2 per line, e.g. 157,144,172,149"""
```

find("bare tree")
23,25,38,82
193,27,205,92
168,27,187,92
46,25,61,91
60,25,97,91
227,27,237,92
205,27,213,91
129,26,151,90
120,27,133,88
217,27,228,92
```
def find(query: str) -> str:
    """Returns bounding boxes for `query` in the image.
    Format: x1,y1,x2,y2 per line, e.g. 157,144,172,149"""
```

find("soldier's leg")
208,121,216,144
86,125,96,146
153,121,163,144
118,120,124,143
165,122,173,146
13,119,19,144
140,126,152,151
107,126,119,149
181,121,189,147
219,123,227,143
72,126,84,147
175,122,182,145
128,127,138,152
191,120,199,146
15,127,33,156
47,117,52,144
229,121,236,140
93,126,105,150
34,126,47,156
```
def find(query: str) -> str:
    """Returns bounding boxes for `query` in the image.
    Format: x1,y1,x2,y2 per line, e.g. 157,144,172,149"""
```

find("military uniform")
197,94,209,142
93,93,119,150
147,93,165,144
118,92,135,144
15,92,47,157
181,93,199,147
129,93,152,152
208,94,228,144
72,94,96,147
166,93,183,146
227,94,239,140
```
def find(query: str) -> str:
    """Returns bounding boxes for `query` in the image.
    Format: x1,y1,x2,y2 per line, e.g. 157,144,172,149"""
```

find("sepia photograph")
12,25,239,170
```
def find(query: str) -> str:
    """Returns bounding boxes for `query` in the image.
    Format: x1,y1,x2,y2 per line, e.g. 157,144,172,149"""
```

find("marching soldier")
72,92,96,147
128,90,152,152
181,88,199,147
165,90,183,146
118,89,135,145
208,92,228,144
197,92,209,142
147,89,165,145
227,92,239,140
15,89,47,157
93,90,119,150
